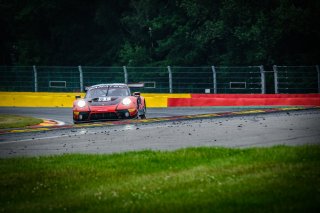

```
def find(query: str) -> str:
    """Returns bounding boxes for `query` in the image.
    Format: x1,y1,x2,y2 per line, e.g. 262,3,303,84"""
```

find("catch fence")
0,65,319,94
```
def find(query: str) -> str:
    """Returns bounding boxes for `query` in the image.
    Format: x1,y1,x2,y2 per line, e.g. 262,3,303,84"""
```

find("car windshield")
107,88,130,96
85,86,130,99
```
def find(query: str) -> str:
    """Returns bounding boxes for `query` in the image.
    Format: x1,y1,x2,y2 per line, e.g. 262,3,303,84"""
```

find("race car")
73,83,146,123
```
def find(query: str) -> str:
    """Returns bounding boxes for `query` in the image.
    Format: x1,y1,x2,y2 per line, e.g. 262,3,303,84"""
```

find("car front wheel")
139,102,146,119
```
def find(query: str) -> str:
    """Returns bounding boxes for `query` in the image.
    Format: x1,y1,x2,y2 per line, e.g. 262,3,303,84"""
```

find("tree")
1,0,319,66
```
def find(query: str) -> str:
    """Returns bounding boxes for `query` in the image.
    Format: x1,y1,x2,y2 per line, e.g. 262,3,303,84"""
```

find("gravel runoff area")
0,109,319,158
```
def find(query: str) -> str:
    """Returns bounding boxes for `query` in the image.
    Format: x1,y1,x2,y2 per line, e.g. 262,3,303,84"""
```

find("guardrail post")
78,65,83,92
167,66,173,93
33,65,38,92
260,65,266,94
273,65,278,94
211,66,217,94
123,66,128,84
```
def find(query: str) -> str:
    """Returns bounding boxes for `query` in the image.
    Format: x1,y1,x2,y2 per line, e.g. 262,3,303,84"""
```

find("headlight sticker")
77,100,86,107
122,97,132,105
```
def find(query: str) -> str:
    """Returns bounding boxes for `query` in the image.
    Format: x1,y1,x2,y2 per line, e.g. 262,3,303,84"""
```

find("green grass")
0,114,43,129
1,146,319,212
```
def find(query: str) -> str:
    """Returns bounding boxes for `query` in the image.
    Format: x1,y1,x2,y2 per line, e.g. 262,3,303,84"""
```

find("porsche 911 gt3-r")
73,83,146,123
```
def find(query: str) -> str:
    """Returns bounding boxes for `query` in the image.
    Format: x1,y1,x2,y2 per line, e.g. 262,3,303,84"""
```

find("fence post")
317,65,320,93
260,65,265,94
273,65,278,94
78,65,83,92
167,66,173,93
33,65,38,92
211,66,217,94
123,66,128,84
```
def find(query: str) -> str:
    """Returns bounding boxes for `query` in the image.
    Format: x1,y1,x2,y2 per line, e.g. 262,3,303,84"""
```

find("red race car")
73,83,146,123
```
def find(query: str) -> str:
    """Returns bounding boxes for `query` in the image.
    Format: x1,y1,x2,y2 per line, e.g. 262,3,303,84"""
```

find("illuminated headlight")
77,100,86,108
122,97,132,105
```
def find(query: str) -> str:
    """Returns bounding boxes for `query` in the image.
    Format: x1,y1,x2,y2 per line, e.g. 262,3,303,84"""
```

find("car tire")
139,114,146,119
139,102,147,119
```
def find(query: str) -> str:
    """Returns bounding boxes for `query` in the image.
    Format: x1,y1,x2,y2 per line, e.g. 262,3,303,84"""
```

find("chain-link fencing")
215,66,263,94
0,65,319,94
0,66,34,91
274,65,319,94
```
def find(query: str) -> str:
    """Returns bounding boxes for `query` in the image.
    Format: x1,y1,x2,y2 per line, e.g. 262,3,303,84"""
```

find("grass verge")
0,145,319,212
0,114,43,129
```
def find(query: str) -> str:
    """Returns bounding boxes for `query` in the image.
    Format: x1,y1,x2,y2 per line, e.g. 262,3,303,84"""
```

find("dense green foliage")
1,0,319,66
1,146,319,212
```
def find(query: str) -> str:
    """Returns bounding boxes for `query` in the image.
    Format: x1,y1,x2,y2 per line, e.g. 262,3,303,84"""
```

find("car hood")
87,96,123,106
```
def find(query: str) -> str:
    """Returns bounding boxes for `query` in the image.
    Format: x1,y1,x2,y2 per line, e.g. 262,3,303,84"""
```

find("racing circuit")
0,92,320,157
0,106,319,158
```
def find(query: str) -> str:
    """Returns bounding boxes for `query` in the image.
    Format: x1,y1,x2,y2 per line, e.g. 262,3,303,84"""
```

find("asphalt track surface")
0,107,253,124
0,107,319,158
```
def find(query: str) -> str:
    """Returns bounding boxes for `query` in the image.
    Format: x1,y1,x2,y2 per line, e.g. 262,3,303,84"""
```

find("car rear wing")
84,83,144,92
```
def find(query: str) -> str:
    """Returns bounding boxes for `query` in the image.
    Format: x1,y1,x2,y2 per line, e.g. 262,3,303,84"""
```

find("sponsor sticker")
98,97,111,102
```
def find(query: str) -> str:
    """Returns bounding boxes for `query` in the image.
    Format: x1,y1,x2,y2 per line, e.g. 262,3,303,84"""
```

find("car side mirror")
75,95,81,99
133,92,140,96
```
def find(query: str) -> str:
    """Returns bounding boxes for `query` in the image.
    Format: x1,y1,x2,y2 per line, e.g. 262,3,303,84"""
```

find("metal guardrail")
0,65,319,94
